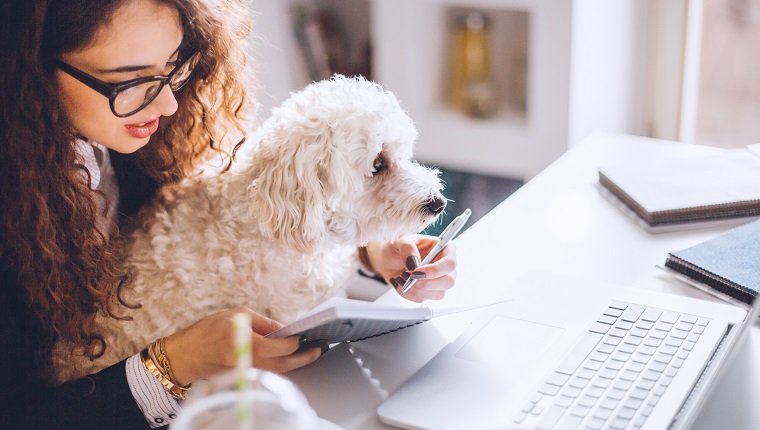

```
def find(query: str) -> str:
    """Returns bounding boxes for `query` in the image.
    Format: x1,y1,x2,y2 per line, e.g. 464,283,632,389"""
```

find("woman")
0,0,457,428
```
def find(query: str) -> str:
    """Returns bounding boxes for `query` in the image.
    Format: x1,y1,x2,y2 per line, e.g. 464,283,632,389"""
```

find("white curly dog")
53,75,446,383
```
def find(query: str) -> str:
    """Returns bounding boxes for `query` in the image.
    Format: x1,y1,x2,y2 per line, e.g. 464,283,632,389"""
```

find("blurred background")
248,0,760,235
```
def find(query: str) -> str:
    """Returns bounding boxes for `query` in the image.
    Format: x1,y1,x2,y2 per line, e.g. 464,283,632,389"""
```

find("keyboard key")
570,404,591,417
584,360,603,371
693,325,706,334
555,395,574,408
600,397,620,410
660,345,678,355
605,360,624,371
561,386,582,399
617,406,637,419
607,388,627,400
653,353,673,364
687,333,700,343
539,383,561,396
653,321,673,332
589,322,611,334
578,395,597,408
586,386,605,398
547,372,571,387
643,337,662,348
603,336,622,346
624,397,644,410
639,345,657,355
535,405,568,430
675,321,694,331
621,305,645,322
555,414,583,430
664,336,683,347
636,320,654,330
620,370,639,382
642,369,661,382
676,349,689,360
513,412,528,424
615,320,634,330
632,353,651,364
660,312,679,324
650,330,667,340
697,318,710,327
592,377,612,389
618,343,636,354
671,329,689,339
654,384,667,397
568,377,589,389
611,351,632,362
682,341,696,352
590,351,609,362
680,314,698,324
629,387,649,400
586,417,606,430
609,301,629,310
641,404,655,417
604,308,624,318
629,327,648,338
637,379,656,390
609,416,631,429
531,393,544,403
599,368,618,380
640,309,662,322
576,368,596,380
649,361,667,372
610,328,627,338
597,343,615,354
627,362,645,373
661,375,674,387
593,406,613,420
613,379,632,391
672,357,686,368
556,332,604,375
623,336,643,346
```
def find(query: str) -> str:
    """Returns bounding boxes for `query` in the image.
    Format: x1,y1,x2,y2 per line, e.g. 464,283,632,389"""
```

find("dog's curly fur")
52,76,445,383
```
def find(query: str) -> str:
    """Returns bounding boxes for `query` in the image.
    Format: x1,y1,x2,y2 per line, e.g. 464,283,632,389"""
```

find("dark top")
0,151,163,429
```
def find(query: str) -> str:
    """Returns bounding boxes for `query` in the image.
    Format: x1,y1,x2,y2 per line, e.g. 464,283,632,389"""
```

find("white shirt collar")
74,138,107,189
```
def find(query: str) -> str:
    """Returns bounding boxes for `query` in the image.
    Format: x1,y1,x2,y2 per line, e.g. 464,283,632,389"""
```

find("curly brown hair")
0,0,253,371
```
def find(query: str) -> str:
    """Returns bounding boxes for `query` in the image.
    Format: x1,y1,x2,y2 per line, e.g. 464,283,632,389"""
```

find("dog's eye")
372,155,387,176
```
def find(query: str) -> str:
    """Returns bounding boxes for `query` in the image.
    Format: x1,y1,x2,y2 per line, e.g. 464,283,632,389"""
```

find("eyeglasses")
55,52,200,118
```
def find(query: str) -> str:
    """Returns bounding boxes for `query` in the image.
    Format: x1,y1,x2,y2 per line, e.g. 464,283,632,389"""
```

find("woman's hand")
163,307,322,386
366,234,457,303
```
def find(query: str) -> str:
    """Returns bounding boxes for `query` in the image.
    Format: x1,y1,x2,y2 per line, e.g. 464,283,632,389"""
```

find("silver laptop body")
377,272,756,430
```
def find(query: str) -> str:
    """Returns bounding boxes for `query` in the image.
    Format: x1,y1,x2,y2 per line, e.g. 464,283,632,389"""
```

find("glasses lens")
113,80,165,116
169,53,200,91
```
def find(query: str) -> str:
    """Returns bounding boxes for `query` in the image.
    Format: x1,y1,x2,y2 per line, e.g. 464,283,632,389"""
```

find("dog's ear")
248,123,333,254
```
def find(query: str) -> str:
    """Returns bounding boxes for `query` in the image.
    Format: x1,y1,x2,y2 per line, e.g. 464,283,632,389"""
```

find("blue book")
665,219,760,304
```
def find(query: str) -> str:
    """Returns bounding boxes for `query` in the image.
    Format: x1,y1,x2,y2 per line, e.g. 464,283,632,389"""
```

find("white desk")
287,132,760,429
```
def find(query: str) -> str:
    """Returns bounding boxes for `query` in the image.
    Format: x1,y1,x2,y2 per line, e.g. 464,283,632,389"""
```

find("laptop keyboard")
514,301,710,430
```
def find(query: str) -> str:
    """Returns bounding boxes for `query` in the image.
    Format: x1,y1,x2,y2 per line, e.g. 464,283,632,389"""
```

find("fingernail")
406,256,420,270
390,278,400,289
411,271,427,279
401,272,411,281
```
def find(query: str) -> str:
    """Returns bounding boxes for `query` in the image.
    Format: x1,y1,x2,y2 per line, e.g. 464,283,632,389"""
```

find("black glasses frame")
55,51,200,118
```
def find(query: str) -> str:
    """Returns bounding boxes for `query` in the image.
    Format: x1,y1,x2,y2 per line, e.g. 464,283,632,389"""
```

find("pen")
399,208,472,295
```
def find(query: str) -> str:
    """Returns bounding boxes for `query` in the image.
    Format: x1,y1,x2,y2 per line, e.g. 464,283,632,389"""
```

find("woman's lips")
125,118,159,139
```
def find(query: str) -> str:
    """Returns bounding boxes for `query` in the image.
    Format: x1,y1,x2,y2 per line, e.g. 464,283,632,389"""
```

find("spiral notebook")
665,219,760,305
266,297,505,344
598,148,760,231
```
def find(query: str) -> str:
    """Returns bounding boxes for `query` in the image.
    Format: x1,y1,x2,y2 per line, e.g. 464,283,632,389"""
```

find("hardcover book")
599,149,760,230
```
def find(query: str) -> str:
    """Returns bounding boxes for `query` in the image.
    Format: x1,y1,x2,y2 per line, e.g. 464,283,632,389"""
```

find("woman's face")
55,0,184,153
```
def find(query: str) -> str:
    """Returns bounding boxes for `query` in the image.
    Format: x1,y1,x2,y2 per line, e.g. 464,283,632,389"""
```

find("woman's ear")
247,123,333,254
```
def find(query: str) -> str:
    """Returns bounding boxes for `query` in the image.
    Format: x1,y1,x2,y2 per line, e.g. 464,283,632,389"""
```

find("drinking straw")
233,313,253,429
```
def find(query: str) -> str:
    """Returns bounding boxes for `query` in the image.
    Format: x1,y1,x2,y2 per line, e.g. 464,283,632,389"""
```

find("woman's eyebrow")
95,45,182,74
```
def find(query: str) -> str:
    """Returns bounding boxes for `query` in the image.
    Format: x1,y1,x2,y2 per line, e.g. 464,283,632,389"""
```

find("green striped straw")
233,313,253,429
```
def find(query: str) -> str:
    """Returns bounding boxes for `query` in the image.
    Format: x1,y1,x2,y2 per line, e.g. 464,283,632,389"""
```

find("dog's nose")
424,195,446,215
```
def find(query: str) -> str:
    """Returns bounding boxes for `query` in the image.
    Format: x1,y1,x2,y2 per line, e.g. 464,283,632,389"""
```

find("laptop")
377,272,758,430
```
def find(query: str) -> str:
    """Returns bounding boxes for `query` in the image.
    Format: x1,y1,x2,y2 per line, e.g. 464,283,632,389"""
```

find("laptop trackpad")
454,315,564,369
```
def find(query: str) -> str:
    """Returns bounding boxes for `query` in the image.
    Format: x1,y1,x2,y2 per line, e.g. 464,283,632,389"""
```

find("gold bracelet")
141,341,191,400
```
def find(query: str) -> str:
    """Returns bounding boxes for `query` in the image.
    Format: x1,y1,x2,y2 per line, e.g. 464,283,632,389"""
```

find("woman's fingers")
255,347,322,373
252,334,300,358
